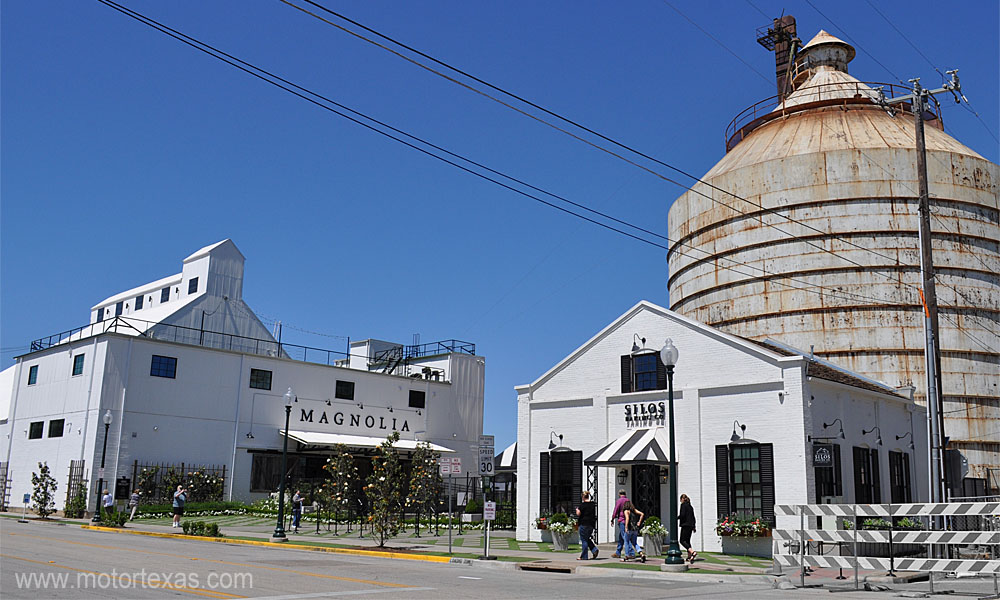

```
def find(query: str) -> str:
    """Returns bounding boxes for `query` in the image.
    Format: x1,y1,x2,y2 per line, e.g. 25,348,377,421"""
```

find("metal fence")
774,502,1000,592
0,463,10,511
131,461,227,504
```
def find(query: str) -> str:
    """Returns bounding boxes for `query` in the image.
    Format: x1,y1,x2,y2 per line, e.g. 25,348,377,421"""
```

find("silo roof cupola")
797,30,856,73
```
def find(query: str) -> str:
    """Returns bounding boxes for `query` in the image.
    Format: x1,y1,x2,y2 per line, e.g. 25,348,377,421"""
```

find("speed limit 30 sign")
478,435,494,475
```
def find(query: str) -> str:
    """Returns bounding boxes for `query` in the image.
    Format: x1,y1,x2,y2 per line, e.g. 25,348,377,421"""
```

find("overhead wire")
281,0,939,300
659,0,773,84
95,0,910,312
282,0,997,341
802,0,904,84
863,0,998,144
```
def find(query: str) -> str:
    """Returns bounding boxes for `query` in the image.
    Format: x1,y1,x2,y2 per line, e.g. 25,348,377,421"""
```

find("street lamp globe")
103,410,113,426
284,387,294,407
660,339,679,367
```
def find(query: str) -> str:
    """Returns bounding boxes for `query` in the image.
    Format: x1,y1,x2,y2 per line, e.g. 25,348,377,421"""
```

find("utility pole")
876,71,969,504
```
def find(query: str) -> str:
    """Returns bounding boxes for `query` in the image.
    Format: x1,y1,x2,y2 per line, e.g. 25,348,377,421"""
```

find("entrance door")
631,465,661,520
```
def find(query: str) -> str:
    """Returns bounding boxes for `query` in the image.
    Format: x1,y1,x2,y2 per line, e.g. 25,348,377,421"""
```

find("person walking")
610,489,629,558
575,491,599,560
678,493,698,563
621,500,645,562
128,489,141,521
172,485,187,528
292,490,303,533
101,489,114,519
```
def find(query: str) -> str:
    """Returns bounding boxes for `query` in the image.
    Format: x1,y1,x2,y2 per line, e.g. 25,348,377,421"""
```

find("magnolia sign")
298,408,411,433
625,401,665,428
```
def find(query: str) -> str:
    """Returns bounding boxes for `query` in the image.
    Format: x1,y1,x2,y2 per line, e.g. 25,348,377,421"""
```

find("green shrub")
64,487,88,519
548,512,570,525
463,499,482,514
179,520,224,537
102,508,129,528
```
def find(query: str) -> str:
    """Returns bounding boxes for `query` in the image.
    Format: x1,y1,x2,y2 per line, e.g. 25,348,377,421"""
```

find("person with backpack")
621,500,646,562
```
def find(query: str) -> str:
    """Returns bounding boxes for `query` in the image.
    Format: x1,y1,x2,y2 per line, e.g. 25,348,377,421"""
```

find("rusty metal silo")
666,28,999,486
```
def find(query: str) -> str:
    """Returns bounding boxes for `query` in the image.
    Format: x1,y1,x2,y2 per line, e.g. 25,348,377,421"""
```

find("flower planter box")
461,513,482,523
550,530,572,551
644,534,664,556
720,535,773,558
538,528,552,543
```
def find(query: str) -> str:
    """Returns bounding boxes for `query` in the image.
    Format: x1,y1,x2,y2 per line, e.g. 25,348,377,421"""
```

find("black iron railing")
370,339,476,364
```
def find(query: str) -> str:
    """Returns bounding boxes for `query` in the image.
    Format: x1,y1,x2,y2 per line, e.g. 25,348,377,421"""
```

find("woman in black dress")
678,493,697,563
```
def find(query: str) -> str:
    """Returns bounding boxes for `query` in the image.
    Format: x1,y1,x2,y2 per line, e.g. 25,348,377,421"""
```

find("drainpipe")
228,354,245,500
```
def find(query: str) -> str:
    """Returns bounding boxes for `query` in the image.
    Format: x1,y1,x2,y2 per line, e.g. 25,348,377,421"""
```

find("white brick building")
516,301,928,553
1,240,484,512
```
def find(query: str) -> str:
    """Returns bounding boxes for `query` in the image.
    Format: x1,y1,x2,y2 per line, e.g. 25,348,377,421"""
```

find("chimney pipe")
772,15,797,101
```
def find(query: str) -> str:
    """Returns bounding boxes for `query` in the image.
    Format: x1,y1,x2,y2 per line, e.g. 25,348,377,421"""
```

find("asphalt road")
1,522,995,599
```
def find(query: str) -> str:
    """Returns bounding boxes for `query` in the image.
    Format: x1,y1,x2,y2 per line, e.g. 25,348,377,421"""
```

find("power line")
659,0,773,84
95,0,908,312
803,0,904,84
743,0,770,20
281,0,940,301
863,0,998,144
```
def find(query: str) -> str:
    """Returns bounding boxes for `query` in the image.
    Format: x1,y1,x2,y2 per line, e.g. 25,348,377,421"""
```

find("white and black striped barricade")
773,502,1000,590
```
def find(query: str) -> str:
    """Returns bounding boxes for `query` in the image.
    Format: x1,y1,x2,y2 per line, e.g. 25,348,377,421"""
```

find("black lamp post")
92,410,113,523
272,387,294,541
659,339,684,565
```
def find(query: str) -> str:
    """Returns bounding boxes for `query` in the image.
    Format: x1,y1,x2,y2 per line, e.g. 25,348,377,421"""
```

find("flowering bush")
548,520,575,535
861,518,892,530
715,514,770,537
641,516,667,537
534,514,549,530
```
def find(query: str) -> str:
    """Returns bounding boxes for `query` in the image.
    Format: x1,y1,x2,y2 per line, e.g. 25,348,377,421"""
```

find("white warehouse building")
516,301,928,555
1,240,484,512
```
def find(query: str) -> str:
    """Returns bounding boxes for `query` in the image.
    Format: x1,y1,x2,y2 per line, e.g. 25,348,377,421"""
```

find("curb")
80,525,452,564
575,565,783,585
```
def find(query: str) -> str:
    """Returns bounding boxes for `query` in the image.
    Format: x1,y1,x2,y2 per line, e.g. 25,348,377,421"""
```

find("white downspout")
228,354,245,500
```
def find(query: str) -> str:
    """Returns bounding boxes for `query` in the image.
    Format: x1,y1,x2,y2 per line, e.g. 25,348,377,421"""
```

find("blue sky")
2,0,997,450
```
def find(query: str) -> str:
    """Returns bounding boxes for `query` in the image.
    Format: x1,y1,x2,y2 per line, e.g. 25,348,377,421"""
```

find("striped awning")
584,428,672,465
495,442,516,471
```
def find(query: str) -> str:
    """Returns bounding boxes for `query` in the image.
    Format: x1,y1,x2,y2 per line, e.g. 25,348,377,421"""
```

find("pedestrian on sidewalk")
575,491,599,560
172,485,187,528
610,489,629,558
621,500,645,562
292,490,303,533
128,489,141,521
678,493,698,563
102,489,114,519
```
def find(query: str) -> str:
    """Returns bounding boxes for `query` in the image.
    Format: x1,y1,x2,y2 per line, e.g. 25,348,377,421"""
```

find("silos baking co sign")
625,402,666,428
297,407,411,433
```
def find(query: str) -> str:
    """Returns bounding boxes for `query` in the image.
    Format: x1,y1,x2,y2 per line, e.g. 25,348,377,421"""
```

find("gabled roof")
93,272,182,309
515,300,793,391
184,239,244,263
757,339,906,399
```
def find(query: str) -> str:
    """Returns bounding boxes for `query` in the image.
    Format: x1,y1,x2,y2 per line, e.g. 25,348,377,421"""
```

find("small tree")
31,462,58,519
366,432,403,547
323,444,357,524
406,442,442,536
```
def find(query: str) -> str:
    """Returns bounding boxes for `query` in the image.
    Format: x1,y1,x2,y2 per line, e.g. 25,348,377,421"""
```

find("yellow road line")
0,553,243,599
10,531,415,588
79,524,452,564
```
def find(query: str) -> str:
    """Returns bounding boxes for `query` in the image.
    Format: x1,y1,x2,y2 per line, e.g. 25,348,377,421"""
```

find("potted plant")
641,516,667,556
547,512,574,551
533,513,552,542
462,498,483,523
716,514,773,558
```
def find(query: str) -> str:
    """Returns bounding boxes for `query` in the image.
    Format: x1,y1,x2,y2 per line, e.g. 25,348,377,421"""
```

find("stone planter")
537,528,552,543
461,513,482,523
720,535,773,558
550,530,572,551
644,534,664,556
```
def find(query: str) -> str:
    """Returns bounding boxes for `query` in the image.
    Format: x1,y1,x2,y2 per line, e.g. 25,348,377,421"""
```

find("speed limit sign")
478,435,494,475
